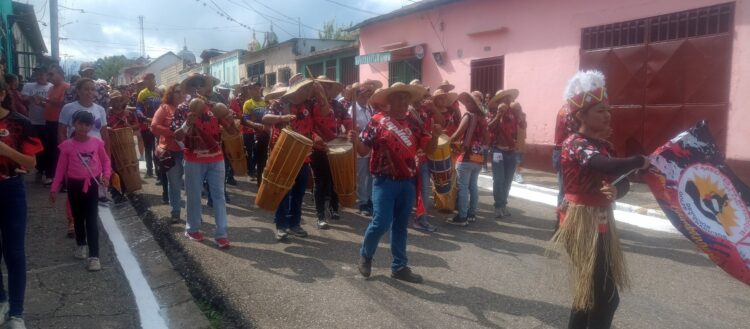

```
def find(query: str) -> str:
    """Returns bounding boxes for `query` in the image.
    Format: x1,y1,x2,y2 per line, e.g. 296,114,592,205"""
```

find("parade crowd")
0,63,651,328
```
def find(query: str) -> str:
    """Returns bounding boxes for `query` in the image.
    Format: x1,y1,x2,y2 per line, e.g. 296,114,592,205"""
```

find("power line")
322,0,383,16
218,0,297,37
247,0,322,33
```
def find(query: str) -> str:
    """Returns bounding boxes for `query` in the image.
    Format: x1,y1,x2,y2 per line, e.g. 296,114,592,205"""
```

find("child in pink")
50,111,111,272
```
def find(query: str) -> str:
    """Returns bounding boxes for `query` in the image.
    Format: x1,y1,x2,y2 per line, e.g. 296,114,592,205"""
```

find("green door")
388,58,422,85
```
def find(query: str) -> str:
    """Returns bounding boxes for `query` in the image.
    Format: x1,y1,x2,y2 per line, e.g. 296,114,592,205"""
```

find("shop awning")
355,51,391,65
355,44,426,65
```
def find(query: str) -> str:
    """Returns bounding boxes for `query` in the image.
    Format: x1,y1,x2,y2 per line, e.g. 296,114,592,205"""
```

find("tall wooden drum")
428,134,452,194
434,172,457,212
327,138,356,208
109,128,142,193
255,128,313,211
222,129,247,176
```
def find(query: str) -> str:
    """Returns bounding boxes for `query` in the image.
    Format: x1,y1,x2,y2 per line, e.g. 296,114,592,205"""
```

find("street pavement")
136,169,750,329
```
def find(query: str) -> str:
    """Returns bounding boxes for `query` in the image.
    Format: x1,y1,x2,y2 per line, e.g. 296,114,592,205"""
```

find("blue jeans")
356,156,373,207
167,151,185,217
552,148,564,207
456,162,481,218
418,162,432,218
491,149,517,209
0,176,27,317
274,164,310,229
360,176,416,271
184,160,228,238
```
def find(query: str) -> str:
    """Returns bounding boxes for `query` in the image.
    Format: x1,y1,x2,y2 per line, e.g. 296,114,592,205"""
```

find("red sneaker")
184,231,205,242
215,238,230,249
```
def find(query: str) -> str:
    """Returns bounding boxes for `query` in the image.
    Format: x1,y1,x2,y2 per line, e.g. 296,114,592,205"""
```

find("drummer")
353,82,442,283
262,73,331,241
486,89,524,218
348,79,382,216
173,73,238,249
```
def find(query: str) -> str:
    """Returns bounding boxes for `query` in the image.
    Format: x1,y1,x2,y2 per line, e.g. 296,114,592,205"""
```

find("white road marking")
99,205,169,329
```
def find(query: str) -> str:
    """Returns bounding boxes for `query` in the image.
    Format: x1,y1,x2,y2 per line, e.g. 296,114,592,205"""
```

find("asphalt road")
141,176,750,329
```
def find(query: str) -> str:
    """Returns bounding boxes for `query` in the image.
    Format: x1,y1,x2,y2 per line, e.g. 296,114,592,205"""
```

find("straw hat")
436,80,455,92
370,82,427,106
409,79,423,86
264,83,288,102
458,91,484,113
281,73,315,104
488,89,519,109
359,79,383,93
109,90,126,103
315,75,344,99
432,89,458,105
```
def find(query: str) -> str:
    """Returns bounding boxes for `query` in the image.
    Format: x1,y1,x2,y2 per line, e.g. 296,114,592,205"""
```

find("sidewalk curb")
108,200,212,329
127,193,252,329
477,173,668,219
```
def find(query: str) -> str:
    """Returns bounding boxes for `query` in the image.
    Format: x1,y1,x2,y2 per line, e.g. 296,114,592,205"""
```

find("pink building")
355,0,750,182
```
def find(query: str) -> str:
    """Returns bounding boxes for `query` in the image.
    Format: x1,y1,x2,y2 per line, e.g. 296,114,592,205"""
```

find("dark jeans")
274,164,309,229
568,237,620,329
310,150,338,217
254,133,269,182
142,130,155,174
67,178,100,258
0,176,28,317
243,133,256,175
491,149,517,209
42,122,59,178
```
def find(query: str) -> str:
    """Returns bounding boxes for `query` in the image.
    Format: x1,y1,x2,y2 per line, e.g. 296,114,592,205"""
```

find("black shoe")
226,177,237,186
359,205,372,217
330,210,340,220
155,180,163,186
391,266,423,283
447,215,469,227
358,257,372,278
145,172,154,178
161,195,169,205
288,226,308,238
467,213,476,223
170,213,181,224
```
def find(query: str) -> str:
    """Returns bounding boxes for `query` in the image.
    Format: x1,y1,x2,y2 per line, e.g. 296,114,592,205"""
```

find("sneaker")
329,210,340,220
215,238,231,249
513,173,524,184
446,216,469,227
288,226,308,238
145,172,154,178
226,177,238,186
6,316,25,329
359,205,372,217
391,266,423,283
0,301,8,325
494,207,504,218
43,178,53,186
412,217,436,232
87,257,102,271
170,213,181,224
155,180,163,186
275,229,289,241
184,231,205,242
317,219,330,230
358,256,372,278
467,214,476,223
501,207,512,218
74,245,87,259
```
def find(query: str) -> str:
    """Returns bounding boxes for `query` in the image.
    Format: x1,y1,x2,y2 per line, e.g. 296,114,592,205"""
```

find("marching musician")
353,82,441,283
152,83,187,223
486,89,524,219
261,73,331,242
173,73,237,249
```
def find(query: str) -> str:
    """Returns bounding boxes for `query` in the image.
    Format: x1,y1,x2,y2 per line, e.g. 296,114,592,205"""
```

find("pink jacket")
51,137,112,193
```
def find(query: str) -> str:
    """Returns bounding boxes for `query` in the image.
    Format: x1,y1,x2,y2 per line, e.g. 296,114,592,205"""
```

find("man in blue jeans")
486,89,524,218
354,82,441,283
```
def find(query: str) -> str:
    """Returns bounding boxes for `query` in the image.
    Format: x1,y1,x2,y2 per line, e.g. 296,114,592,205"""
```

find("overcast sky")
24,0,410,63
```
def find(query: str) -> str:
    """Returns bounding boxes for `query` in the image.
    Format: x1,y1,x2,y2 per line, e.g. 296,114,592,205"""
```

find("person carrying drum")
354,82,442,283
262,73,331,241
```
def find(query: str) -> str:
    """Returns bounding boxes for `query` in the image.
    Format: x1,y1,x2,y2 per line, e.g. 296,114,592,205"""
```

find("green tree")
318,20,358,41
91,55,132,82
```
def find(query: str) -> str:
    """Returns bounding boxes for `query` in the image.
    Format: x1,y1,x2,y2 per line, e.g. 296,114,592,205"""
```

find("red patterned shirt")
107,109,138,130
561,133,614,196
554,104,576,147
0,111,43,181
269,98,324,163
360,112,430,180
456,113,487,164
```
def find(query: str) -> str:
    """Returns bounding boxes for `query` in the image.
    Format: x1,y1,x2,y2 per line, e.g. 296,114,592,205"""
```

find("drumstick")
611,168,638,185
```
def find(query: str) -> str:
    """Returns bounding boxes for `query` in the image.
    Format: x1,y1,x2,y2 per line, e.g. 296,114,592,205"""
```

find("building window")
340,56,358,86
582,2,734,50
279,67,292,84
325,59,337,79
388,58,421,86
470,56,504,97
266,72,276,87
306,63,324,78
247,61,265,83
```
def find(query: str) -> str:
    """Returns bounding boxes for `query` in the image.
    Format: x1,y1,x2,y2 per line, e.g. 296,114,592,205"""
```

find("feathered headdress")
563,70,608,115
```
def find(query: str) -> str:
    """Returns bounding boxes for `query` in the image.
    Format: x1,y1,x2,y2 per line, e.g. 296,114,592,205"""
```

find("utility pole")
298,17,301,38
138,15,145,57
50,0,59,61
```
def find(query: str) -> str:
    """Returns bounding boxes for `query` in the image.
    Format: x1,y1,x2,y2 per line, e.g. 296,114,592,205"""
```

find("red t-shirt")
360,112,430,180
488,110,519,150
183,108,226,163
230,97,253,135
269,99,325,163
313,99,352,148
456,113,487,163
0,111,43,181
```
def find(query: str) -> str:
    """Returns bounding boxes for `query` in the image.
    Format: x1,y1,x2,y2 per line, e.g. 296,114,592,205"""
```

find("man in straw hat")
261,73,332,241
136,73,162,178
550,70,649,328
173,73,238,249
349,79,383,216
446,91,488,226
353,82,442,283
486,88,523,218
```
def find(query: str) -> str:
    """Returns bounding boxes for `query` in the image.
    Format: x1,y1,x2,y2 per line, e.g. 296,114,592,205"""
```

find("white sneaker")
74,245,87,260
0,302,8,325
87,258,102,272
6,316,25,329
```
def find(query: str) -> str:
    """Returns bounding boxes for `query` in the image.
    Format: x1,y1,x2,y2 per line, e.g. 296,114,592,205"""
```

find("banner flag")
643,121,750,286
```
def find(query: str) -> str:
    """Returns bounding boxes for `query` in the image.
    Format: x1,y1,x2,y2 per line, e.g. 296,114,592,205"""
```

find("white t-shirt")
59,101,108,139
21,82,51,125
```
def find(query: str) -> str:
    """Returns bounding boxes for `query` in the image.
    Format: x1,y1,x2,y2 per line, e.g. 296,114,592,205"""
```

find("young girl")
50,111,111,272
0,77,43,329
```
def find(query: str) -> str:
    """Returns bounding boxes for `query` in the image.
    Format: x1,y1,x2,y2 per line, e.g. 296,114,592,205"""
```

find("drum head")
327,137,352,154
438,134,450,146
282,128,313,146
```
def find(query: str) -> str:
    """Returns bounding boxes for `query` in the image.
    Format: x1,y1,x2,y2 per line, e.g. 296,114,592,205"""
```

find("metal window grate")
582,2,734,50
470,56,504,97
340,56,359,86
